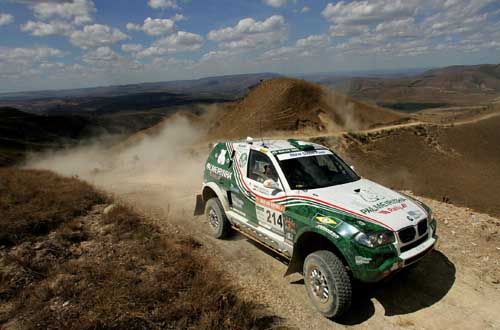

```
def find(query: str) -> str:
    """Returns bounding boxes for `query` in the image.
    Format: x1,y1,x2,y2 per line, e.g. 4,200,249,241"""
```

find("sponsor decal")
378,203,408,215
406,210,423,222
206,163,232,180
317,225,340,239
355,256,372,265
314,214,342,227
277,149,331,160
256,197,285,233
217,149,227,165
284,216,296,234
256,197,285,212
356,188,384,203
239,152,248,168
271,148,297,155
284,216,296,243
229,184,240,193
360,197,406,215
232,195,244,210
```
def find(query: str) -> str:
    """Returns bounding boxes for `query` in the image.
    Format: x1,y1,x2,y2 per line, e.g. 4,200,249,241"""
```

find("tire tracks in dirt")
101,179,500,330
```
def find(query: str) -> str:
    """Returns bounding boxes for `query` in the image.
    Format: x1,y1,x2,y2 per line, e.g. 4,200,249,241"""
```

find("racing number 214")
266,210,283,228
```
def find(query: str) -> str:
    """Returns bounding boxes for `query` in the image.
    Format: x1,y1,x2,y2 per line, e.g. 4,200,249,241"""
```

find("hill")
315,64,500,110
0,107,168,166
208,78,405,139
0,168,277,329
0,73,278,114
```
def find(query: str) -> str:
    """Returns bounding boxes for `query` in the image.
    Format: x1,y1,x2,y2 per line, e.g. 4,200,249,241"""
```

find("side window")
247,150,279,183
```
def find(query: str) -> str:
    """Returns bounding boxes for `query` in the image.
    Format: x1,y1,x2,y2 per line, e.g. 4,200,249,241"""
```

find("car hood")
297,178,428,231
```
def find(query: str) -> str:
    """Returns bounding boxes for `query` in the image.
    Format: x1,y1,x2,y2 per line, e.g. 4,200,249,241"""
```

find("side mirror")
263,179,280,190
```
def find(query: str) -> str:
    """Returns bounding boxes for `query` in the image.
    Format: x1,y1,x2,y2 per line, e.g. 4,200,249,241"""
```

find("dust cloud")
26,115,209,214
320,87,363,132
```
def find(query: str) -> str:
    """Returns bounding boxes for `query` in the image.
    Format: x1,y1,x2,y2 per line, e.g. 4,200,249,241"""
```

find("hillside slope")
209,78,404,139
320,64,500,109
0,169,278,329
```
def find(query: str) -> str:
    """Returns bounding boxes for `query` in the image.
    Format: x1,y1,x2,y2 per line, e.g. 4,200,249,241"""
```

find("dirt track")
27,106,500,329
93,171,500,330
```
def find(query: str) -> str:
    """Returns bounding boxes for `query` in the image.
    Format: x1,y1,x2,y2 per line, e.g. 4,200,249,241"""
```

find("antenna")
260,118,266,148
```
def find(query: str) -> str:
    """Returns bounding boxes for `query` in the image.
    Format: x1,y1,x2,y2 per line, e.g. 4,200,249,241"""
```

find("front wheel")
205,198,232,239
304,250,352,318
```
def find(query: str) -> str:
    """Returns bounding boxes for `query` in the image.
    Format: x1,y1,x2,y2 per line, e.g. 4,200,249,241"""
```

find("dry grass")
0,168,105,246
0,169,281,330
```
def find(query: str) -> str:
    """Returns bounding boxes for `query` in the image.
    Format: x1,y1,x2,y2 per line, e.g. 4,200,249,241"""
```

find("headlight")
354,231,395,248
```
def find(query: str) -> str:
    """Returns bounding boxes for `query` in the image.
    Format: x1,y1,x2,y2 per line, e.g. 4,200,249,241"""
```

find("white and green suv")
197,138,437,318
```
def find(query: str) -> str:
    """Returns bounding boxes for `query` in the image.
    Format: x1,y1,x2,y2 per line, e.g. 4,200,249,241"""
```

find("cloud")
82,46,121,66
21,20,74,36
374,17,419,38
137,31,203,57
321,0,498,58
149,56,194,69
262,0,287,8
0,46,63,63
329,24,369,37
207,15,287,50
422,0,494,37
69,24,128,49
31,0,96,25
300,6,310,14
148,0,179,10
126,17,176,36
0,13,14,26
0,46,63,79
260,34,330,61
121,43,144,53
321,0,418,25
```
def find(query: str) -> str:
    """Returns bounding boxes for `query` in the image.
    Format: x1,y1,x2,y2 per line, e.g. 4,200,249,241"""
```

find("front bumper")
352,235,437,282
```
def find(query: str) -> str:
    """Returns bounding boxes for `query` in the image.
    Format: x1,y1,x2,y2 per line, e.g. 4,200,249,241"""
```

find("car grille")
398,218,429,248
400,233,428,253
417,219,428,236
398,226,416,243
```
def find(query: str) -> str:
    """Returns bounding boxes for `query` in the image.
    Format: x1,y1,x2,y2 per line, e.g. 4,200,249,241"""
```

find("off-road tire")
205,198,232,239
304,250,352,318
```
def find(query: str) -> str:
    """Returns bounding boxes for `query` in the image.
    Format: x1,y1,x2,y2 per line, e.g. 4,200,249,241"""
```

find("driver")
263,164,278,181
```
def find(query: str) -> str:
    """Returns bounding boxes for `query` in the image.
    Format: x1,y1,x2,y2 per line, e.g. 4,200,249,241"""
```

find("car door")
228,143,257,220
244,149,287,235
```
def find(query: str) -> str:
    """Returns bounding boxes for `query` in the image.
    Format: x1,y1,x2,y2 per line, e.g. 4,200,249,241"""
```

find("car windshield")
278,152,360,190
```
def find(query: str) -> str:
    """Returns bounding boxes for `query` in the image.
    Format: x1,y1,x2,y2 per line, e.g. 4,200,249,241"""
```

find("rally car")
196,138,437,318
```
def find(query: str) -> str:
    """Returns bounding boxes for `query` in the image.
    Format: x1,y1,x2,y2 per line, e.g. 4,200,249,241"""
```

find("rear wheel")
304,250,352,318
205,198,232,239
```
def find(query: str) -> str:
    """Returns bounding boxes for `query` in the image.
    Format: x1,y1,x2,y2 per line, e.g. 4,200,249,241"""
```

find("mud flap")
193,194,205,216
284,248,303,277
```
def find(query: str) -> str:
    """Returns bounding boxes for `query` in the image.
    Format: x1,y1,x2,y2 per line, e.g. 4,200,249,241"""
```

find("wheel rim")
208,208,219,229
309,267,331,303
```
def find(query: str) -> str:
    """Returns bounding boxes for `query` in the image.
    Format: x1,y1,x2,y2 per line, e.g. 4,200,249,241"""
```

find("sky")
0,0,499,93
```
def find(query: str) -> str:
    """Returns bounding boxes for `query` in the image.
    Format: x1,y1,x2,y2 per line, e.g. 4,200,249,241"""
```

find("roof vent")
288,139,315,151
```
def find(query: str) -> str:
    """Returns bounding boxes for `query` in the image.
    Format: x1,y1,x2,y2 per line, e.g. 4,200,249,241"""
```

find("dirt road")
96,175,500,330
27,109,500,329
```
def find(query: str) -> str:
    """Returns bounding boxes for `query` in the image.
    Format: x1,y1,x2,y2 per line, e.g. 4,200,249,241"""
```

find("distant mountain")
0,72,279,115
0,73,279,102
313,64,500,110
